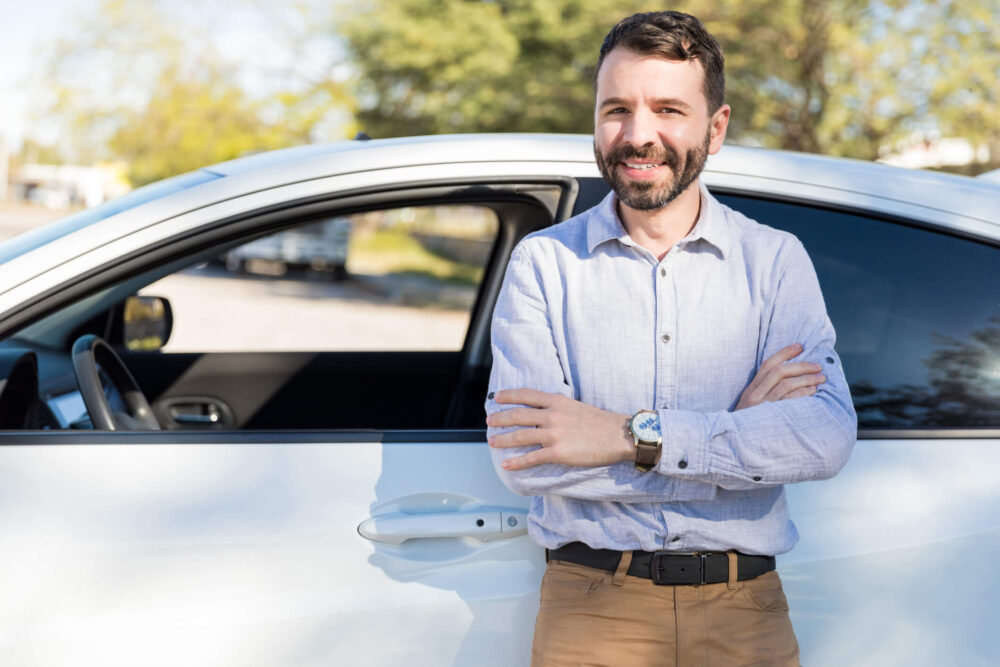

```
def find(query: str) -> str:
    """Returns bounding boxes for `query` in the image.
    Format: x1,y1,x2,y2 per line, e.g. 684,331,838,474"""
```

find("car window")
139,204,499,352
717,195,1000,430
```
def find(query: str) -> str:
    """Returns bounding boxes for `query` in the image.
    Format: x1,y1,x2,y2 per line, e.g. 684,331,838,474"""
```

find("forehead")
595,47,708,111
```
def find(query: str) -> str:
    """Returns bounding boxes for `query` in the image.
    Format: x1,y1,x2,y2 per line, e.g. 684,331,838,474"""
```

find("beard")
594,131,711,211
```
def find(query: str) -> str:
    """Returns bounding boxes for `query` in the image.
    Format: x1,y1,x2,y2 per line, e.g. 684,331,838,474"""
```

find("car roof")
204,133,1000,228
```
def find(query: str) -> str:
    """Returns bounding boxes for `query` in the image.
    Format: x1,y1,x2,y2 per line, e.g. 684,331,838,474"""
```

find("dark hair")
595,11,725,112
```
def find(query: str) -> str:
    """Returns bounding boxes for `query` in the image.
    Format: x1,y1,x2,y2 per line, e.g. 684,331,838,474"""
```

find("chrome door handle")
358,508,528,544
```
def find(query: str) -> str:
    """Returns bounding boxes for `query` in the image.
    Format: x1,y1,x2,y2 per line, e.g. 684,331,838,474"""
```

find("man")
484,11,856,667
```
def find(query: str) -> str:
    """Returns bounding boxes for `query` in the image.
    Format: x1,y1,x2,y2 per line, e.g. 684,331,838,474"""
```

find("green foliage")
341,0,1000,161
340,0,664,137
27,0,1000,176
30,0,352,183
348,227,483,286
108,74,298,186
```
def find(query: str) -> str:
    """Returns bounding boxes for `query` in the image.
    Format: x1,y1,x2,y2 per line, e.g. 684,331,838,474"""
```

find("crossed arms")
485,239,857,501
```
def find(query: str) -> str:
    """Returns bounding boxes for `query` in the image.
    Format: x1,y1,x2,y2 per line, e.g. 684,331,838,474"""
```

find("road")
1,204,473,352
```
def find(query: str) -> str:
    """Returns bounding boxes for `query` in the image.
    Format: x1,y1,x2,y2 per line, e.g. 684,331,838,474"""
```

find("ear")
708,104,731,154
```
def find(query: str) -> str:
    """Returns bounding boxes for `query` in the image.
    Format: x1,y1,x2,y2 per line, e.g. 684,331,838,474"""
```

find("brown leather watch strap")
634,441,661,472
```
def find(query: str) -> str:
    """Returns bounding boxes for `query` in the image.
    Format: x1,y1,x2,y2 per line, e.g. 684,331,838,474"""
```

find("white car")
0,134,997,666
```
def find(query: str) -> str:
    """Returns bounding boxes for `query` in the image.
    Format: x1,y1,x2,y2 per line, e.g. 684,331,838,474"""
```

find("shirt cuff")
655,409,711,478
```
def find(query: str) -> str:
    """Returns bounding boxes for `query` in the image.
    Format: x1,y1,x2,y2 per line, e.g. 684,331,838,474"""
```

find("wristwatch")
628,409,662,472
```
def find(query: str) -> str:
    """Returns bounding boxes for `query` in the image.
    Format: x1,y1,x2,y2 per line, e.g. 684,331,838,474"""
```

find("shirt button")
661,333,671,343
677,460,688,469
660,267,667,277
670,536,681,543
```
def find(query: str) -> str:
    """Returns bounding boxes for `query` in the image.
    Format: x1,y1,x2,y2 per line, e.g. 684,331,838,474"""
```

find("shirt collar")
585,181,729,258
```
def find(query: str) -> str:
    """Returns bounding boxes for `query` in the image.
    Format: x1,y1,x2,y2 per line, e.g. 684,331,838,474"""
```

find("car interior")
0,180,591,433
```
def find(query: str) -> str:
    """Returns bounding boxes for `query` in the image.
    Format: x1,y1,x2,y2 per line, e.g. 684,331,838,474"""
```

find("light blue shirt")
486,185,857,555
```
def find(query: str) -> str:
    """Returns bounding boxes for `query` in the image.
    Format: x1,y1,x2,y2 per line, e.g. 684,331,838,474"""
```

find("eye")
657,107,681,115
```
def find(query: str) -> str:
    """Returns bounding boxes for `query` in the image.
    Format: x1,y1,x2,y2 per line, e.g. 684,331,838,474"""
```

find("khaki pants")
531,556,799,667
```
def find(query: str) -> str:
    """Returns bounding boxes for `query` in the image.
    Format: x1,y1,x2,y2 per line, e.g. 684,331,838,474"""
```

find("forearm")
654,388,857,490
488,437,717,502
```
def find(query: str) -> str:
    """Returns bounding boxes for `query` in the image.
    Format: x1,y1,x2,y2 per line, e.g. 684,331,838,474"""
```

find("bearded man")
484,11,857,666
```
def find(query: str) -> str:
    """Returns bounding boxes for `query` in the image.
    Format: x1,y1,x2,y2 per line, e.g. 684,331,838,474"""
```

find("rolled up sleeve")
655,238,857,489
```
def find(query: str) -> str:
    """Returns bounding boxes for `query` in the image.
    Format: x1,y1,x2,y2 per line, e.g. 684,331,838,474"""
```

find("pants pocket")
539,560,609,604
739,570,790,612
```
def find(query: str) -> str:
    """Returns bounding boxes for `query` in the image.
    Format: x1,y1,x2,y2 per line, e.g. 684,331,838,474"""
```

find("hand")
486,389,633,471
735,343,825,411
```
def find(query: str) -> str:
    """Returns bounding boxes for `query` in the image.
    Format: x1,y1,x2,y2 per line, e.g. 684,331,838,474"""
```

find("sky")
0,0,337,154
0,0,89,151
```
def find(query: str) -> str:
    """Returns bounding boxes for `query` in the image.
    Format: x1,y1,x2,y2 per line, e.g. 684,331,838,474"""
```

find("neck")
617,181,702,260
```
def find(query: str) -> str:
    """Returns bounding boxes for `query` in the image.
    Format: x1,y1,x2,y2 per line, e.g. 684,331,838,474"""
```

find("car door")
712,193,1000,665
0,161,599,666
0,430,540,665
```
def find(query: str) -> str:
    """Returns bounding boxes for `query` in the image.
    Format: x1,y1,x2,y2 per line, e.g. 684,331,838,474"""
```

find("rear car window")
717,195,1000,430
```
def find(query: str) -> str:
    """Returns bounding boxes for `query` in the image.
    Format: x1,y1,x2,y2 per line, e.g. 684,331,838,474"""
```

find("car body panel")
0,134,997,665
0,435,539,666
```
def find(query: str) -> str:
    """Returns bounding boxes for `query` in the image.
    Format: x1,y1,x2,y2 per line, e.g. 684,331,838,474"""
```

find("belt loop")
726,551,738,590
612,550,633,586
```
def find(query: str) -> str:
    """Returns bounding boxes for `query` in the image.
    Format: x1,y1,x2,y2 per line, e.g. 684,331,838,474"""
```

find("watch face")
630,411,661,441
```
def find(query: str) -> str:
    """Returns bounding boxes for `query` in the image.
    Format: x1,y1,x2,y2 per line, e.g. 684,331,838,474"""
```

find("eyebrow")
598,96,695,112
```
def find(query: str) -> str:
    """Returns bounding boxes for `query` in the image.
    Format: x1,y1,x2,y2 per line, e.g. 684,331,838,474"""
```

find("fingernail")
796,343,804,349
502,461,512,470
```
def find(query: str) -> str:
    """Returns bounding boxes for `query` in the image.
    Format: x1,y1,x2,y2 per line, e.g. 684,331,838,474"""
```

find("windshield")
0,169,221,265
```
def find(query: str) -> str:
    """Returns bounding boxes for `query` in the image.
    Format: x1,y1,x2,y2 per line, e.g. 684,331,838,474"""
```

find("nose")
621,108,658,147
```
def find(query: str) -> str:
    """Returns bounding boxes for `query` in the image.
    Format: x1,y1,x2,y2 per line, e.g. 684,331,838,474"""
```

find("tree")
108,73,297,186
339,0,1000,162
29,0,353,183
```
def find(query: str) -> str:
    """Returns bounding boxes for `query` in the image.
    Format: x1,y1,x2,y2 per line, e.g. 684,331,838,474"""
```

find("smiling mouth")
622,162,666,171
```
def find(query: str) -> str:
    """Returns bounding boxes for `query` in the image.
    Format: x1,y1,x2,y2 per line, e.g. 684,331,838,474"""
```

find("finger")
759,344,804,375
488,428,551,449
745,344,803,396
755,361,821,397
501,447,553,471
493,388,560,408
764,374,826,402
782,385,818,400
774,361,823,379
486,407,548,428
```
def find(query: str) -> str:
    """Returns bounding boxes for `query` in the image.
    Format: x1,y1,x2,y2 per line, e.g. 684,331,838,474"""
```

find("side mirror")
123,296,173,351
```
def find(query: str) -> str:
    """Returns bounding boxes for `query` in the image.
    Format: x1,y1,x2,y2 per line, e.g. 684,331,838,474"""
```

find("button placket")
654,257,678,418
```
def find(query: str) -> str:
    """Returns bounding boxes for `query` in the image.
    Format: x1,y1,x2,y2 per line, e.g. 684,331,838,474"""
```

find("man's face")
593,47,729,211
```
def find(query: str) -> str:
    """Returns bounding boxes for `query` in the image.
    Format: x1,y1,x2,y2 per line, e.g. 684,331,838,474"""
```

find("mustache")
600,143,682,170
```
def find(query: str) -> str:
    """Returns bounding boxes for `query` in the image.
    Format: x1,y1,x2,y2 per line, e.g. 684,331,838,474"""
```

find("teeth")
625,163,660,170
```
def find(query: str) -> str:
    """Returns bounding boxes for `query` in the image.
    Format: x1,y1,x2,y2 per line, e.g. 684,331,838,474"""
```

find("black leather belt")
549,542,775,585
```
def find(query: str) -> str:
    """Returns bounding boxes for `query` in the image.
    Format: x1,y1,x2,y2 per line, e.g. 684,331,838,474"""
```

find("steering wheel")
71,334,161,430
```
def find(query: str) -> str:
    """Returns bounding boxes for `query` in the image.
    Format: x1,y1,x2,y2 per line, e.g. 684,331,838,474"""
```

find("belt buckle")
650,552,707,585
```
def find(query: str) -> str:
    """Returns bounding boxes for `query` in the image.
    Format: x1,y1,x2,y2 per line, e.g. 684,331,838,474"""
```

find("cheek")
661,122,696,144
594,120,623,145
